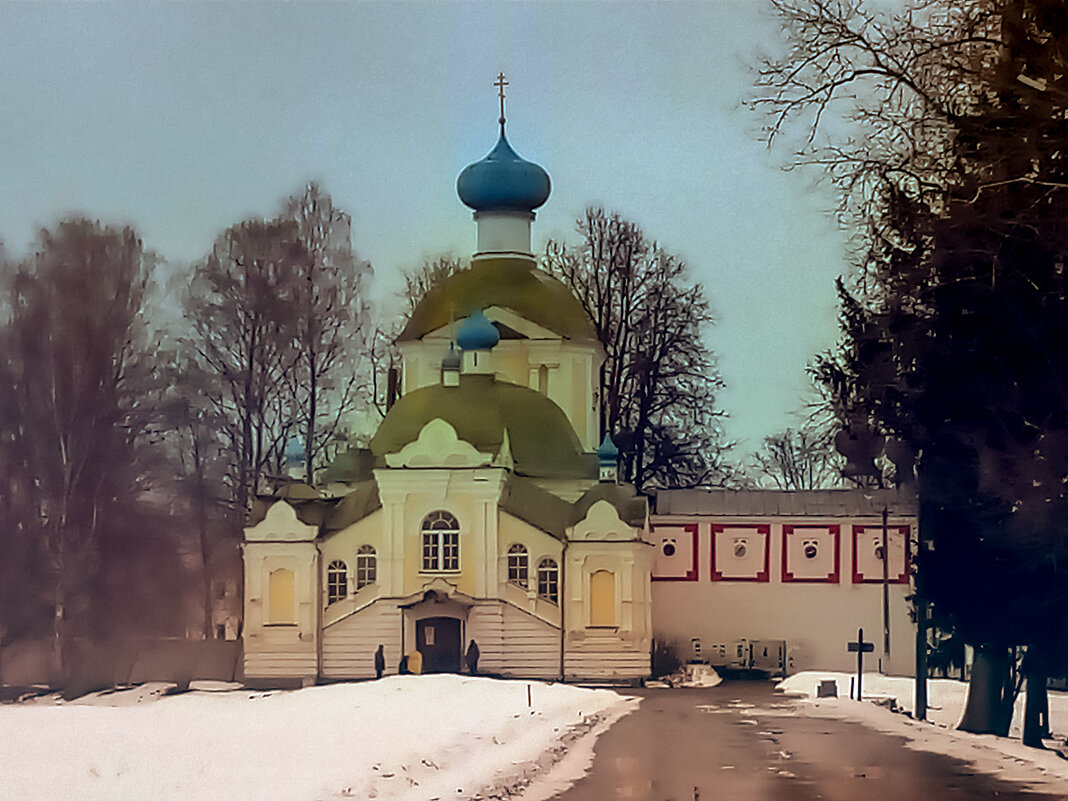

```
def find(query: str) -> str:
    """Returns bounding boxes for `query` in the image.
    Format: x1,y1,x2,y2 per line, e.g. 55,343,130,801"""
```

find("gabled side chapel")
241,92,654,686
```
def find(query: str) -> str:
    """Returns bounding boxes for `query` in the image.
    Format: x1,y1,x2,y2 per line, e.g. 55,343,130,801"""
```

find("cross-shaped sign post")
847,627,875,701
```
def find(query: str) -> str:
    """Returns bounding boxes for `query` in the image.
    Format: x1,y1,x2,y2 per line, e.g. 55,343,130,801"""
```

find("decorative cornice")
384,418,493,468
568,499,637,542
243,500,319,542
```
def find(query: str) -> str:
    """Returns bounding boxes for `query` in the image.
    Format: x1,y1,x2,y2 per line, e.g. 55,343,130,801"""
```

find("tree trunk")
958,645,1012,736
1022,669,1049,748
193,437,213,640
51,556,66,688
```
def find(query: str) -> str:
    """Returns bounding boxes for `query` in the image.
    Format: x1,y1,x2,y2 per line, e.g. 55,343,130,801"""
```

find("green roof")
500,475,575,539
320,447,374,484
398,256,597,343
324,480,382,531
370,375,597,479
500,476,648,538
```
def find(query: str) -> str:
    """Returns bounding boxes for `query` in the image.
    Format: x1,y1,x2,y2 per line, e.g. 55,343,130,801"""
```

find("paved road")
551,681,1068,801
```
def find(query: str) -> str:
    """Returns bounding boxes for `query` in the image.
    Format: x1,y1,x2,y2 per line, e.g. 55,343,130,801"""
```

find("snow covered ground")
0,675,637,801
779,671,1068,793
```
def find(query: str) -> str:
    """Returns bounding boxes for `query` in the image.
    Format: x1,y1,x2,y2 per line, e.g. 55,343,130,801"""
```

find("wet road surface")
551,681,1068,801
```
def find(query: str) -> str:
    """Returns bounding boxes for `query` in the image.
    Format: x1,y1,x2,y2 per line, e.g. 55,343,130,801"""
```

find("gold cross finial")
494,72,508,133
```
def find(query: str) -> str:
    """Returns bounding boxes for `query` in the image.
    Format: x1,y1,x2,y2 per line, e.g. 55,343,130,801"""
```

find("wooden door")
416,617,461,673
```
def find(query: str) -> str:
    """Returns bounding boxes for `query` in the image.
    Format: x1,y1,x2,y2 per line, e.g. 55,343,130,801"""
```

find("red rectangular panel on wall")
852,524,910,583
651,523,699,581
711,524,770,582
781,524,840,583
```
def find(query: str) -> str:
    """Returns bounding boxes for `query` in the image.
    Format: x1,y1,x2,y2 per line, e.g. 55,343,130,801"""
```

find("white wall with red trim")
649,513,917,675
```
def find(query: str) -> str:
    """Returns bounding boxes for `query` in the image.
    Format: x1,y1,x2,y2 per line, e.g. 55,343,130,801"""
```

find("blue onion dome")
456,308,500,351
456,132,551,212
284,436,305,465
597,433,619,466
442,344,462,370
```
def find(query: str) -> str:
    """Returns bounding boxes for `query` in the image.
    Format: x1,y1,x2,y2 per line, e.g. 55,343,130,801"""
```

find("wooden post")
882,507,890,660
915,598,928,720
847,628,874,701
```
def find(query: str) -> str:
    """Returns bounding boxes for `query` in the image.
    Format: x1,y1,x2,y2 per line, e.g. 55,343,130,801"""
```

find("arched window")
268,568,295,624
537,558,559,604
589,570,615,626
422,511,460,572
507,544,529,587
356,545,377,589
326,560,347,604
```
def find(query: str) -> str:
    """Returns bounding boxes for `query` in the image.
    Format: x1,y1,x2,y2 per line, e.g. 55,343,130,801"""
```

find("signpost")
847,628,875,701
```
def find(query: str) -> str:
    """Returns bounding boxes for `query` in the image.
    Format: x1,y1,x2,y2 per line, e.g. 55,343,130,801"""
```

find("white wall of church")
649,516,916,675
562,505,655,681
374,467,507,599
242,541,319,684
468,601,560,680
322,601,402,679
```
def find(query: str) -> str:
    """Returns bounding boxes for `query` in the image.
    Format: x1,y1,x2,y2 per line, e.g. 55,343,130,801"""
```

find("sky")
0,1,851,454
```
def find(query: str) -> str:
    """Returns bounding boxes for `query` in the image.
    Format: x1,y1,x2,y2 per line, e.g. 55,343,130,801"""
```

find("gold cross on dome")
494,72,508,130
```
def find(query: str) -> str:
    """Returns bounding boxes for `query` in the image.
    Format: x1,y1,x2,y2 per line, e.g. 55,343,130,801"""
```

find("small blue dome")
284,436,305,465
457,132,551,213
456,309,500,351
597,433,619,466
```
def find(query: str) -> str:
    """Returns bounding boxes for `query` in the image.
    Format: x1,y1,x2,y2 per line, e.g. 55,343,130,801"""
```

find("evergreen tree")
760,0,1068,742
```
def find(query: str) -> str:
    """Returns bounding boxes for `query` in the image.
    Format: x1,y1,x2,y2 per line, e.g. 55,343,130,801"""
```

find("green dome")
398,256,598,344
370,375,597,479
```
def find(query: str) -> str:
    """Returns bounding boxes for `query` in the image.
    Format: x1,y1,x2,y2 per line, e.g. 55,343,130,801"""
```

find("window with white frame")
537,558,559,603
422,511,460,572
507,544,529,587
326,560,347,604
355,545,376,589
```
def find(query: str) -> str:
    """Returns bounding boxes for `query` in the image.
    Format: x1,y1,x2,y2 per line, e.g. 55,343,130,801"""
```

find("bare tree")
183,218,304,513
282,184,373,482
0,220,178,673
544,208,731,490
400,254,464,315
751,424,842,490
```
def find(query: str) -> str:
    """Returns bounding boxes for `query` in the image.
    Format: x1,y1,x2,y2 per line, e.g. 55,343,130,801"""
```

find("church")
240,83,919,687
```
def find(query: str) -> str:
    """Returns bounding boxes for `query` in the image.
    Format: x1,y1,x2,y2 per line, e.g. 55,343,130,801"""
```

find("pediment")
568,499,637,542
243,500,319,542
384,418,493,469
422,306,563,343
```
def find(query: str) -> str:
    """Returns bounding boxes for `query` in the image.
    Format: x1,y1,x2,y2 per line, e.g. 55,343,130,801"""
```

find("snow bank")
0,675,637,801
777,671,1068,792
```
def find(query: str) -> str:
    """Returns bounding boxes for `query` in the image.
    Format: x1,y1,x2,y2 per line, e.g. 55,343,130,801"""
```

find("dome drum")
473,211,534,256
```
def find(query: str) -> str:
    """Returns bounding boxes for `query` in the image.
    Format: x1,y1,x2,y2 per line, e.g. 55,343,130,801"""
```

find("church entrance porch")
416,616,462,673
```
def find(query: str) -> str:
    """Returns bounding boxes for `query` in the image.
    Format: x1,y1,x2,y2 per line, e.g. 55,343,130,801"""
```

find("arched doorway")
416,616,462,673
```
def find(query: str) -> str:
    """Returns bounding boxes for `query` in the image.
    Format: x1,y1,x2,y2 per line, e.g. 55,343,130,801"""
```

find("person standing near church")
465,640,480,675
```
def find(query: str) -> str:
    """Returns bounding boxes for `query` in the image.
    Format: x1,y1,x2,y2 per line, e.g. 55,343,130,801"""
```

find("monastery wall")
650,512,916,675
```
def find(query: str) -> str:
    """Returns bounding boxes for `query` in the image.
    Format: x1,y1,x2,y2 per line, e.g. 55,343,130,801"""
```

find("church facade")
240,99,918,687
241,109,653,686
